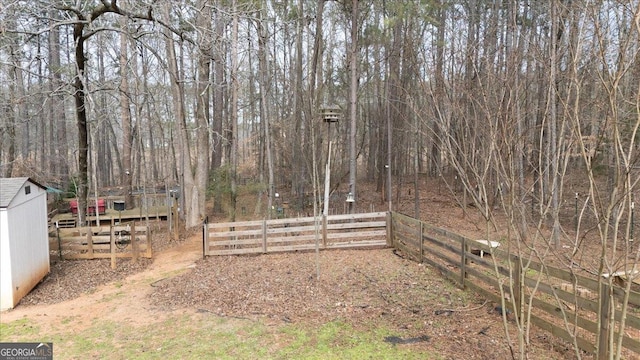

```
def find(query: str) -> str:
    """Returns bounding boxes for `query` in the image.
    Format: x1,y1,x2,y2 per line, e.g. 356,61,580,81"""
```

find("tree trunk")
211,9,225,214
348,0,359,213
73,21,89,226
258,11,275,218
193,0,212,225
119,20,135,209
230,0,239,221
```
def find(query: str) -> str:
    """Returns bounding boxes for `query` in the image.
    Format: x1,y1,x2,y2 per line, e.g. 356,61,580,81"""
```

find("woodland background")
0,0,638,241
2,2,640,358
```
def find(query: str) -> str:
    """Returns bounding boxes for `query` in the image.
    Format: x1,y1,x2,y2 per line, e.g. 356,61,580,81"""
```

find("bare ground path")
0,234,203,332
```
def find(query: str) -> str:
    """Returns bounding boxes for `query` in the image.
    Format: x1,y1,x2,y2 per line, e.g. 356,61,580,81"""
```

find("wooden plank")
327,212,387,222
420,254,459,284
207,246,262,255
465,280,503,305
325,230,386,240
397,233,421,250
207,219,266,228
426,226,469,244
267,225,317,234
208,239,262,247
527,260,600,292
423,234,462,257
465,266,503,292
394,239,421,262
209,228,264,237
528,295,598,334
325,240,387,249
326,221,387,230
623,312,640,332
63,252,153,260
392,224,420,241
267,216,317,226
529,313,596,354
522,277,599,314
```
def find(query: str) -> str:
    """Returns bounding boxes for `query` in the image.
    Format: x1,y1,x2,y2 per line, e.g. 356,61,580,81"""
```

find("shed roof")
0,177,46,208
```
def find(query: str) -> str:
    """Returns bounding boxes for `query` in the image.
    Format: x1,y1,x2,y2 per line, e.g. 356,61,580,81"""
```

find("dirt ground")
0,180,591,359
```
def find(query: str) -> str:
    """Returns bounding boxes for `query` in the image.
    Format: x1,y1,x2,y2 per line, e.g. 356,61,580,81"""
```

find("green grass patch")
275,320,434,360
1,314,436,359
0,318,41,340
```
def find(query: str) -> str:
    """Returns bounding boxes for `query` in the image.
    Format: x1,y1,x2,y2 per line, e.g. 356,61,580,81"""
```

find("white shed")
1,177,50,310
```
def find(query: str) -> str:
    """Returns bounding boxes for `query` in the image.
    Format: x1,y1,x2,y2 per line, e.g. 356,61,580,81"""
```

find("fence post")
262,219,268,253
131,221,139,263
386,212,393,247
598,283,611,359
202,217,209,258
87,228,94,258
419,221,424,263
110,225,116,270
56,225,62,260
513,255,521,321
322,215,328,248
145,225,152,258
461,236,467,288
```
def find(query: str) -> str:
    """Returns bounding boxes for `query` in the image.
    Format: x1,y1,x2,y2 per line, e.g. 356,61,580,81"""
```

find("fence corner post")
513,255,522,321
597,283,612,360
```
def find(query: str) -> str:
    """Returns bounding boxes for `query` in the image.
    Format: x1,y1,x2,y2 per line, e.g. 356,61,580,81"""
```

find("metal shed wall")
0,179,50,310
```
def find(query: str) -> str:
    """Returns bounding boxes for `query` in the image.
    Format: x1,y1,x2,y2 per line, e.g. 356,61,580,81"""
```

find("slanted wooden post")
110,225,116,269
598,283,612,359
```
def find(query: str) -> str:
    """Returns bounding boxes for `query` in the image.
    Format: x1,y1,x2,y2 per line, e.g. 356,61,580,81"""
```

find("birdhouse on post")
321,105,341,123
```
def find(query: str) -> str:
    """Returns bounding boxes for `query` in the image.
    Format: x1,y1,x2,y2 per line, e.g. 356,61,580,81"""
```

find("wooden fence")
52,222,152,269
203,212,390,256
390,212,640,359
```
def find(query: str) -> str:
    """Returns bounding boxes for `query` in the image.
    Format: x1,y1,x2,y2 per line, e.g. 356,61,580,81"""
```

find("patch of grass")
0,318,40,340
99,291,125,303
1,314,437,359
275,320,435,360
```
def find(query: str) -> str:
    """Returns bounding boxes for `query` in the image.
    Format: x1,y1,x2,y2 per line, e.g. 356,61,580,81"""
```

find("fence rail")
390,211,640,359
52,222,152,269
203,212,390,256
